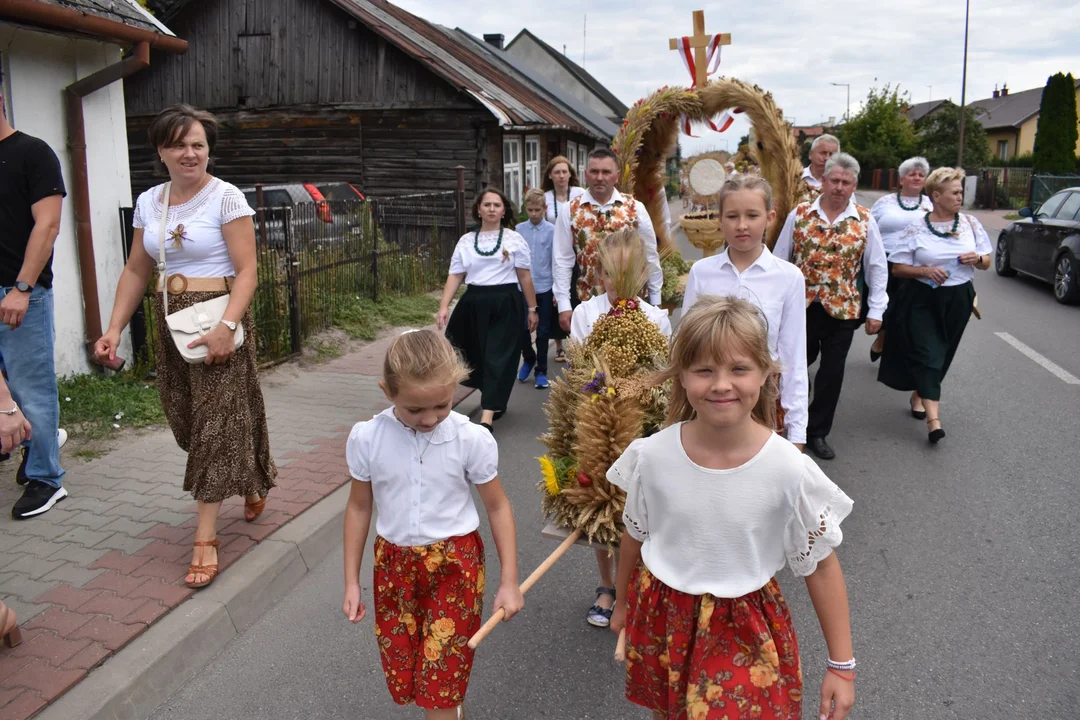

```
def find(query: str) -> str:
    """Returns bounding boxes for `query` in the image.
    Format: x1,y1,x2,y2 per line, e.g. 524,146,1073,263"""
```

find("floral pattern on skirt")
625,565,802,719
373,531,485,710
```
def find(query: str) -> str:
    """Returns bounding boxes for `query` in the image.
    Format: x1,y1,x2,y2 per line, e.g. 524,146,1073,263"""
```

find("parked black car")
995,187,1080,304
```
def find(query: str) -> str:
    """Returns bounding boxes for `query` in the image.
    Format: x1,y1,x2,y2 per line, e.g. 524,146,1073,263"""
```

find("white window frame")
997,139,1009,161
502,135,523,211
566,142,577,176
524,135,541,192
576,143,588,184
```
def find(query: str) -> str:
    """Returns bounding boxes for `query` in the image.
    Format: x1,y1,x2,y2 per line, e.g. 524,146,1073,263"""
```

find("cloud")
394,0,1080,155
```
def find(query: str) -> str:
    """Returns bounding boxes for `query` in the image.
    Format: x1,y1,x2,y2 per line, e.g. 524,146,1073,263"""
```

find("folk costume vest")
569,195,639,300
790,202,871,321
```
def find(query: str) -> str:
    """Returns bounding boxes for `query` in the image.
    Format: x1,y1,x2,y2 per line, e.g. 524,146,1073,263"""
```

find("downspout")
65,41,150,369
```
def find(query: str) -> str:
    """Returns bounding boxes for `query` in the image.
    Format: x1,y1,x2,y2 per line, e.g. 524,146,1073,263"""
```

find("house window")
502,136,523,211
524,136,540,192
577,143,589,184
566,142,577,177
997,139,1009,161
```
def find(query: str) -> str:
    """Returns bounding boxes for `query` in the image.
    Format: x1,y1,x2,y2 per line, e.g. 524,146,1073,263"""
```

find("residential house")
0,0,185,375
969,80,1080,161
130,0,616,211
904,99,949,125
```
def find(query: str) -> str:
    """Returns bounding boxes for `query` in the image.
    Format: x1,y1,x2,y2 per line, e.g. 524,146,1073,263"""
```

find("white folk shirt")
891,214,993,288
609,424,853,598
569,293,672,342
448,229,531,286
134,177,254,278
870,192,935,257
774,196,890,321
801,166,822,189
346,408,498,547
544,187,586,225
552,188,664,312
680,248,809,444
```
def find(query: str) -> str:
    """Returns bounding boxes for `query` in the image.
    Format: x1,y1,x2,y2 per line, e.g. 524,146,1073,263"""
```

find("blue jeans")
520,290,554,375
0,285,64,488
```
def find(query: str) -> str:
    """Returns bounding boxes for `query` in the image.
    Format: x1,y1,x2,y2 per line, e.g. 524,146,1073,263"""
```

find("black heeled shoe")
927,417,945,444
910,397,927,420
870,346,882,363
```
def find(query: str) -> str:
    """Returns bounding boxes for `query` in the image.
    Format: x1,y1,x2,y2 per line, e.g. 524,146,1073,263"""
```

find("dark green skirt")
877,280,975,401
445,284,524,412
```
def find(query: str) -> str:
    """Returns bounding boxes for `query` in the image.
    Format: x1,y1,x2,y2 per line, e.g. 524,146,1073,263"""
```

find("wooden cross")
669,10,731,87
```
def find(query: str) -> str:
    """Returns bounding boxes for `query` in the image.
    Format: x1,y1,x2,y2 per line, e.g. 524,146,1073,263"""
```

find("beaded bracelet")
827,667,856,682
826,657,856,671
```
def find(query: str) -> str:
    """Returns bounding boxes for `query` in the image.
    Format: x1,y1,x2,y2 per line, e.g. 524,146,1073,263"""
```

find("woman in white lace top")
608,298,855,720
95,105,277,590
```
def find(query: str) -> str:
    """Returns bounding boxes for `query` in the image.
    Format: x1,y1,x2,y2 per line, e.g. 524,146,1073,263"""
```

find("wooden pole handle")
614,628,627,662
467,528,583,650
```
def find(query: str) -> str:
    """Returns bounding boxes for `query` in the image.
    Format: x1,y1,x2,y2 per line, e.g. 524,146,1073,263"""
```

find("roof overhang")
0,0,187,52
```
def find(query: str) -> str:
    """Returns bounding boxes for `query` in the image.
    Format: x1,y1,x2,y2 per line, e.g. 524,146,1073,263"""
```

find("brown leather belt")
157,274,233,295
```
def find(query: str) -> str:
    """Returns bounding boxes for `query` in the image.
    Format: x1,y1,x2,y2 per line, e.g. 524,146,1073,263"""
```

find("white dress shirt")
448,229,531,286
801,166,822,189
870,192,935,257
346,408,498,547
544,187,586,225
609,424,853,597
681,248,809,443
891,214,994,288
552,188,663,312
569,293,672,342
774,197,890,321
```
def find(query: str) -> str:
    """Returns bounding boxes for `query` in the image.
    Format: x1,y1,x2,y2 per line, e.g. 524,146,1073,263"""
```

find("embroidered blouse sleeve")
132,191,148,229
608,439,648,541
869,195,890,223
345,422,371,482
220,184,256,225
784,456,853,577
967,215,994,255
464,425,499,485
889,224,919,266
512,232,532,270
449,237,468,276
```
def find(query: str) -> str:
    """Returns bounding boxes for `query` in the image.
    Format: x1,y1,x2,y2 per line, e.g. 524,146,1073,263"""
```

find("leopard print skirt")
154,291,277,503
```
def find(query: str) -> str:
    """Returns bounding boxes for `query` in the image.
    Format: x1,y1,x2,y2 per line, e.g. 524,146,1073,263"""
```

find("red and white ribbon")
681,108,743,137
676,35,726,87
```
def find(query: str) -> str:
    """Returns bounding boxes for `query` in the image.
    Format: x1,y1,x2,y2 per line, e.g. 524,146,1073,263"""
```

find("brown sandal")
244,494,267,522
1,599,22,648
185,539,221,589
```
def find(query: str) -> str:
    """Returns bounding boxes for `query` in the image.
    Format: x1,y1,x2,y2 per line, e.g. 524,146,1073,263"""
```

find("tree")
917,103,991,169
836,85,918,173
1032,72,1079,174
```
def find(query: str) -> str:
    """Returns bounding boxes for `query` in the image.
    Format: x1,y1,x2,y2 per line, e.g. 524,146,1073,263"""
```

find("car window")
1052,192,1080,221
316,183,362,202
262,189,294,207
1037,191,1069,218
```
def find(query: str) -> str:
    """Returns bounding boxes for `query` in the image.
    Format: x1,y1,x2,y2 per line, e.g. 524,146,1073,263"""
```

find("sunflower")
539,456,560,496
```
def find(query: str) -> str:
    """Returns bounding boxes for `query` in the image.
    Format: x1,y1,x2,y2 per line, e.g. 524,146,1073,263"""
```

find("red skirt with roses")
624,564,803,719
372,531,485,709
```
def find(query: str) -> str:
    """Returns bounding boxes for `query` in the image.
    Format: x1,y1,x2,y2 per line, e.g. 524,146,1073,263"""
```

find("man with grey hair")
774,151,888,460
799,134,840,203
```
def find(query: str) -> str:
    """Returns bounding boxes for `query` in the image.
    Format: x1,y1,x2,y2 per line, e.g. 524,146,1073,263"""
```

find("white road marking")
995,332,1080,385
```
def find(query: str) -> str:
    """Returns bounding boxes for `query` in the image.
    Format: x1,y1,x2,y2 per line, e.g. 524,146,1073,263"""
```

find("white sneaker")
57,428,68,449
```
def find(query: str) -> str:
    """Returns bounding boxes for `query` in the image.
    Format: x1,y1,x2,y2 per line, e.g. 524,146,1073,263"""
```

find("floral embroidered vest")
790,202,870,320
798,178,823,205
569,195,639,300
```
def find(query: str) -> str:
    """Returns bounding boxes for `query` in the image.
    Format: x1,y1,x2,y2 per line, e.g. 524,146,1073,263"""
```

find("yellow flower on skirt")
749,662,780,688
423,636,442,662
399,612,417,635
688,699,711,720
760,638,779,668
431,617,456,641
423,549,445,573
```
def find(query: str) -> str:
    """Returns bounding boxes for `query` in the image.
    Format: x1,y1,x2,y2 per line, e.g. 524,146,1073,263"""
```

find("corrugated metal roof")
36,0,170,34
327,0,605,138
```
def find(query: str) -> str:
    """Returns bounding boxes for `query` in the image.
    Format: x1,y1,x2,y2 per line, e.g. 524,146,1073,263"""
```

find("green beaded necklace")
897,192,924,211
924,211,959,238
473,227,504,256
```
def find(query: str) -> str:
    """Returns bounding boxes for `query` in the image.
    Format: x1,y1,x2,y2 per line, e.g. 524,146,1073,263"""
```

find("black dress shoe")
870,347,882,362
808,437,836,460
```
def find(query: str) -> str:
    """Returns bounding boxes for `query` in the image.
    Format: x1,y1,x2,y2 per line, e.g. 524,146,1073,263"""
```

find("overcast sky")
396,0,1080,156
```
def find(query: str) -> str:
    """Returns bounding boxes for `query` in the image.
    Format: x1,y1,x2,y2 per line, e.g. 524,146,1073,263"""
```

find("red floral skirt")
372,531,485,709
625,564,802,719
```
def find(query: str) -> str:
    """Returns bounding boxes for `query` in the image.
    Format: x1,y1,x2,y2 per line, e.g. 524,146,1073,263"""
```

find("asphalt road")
148,219,1080,720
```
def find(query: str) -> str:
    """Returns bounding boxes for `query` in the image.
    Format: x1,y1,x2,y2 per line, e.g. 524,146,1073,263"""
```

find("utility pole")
582,14,587,70
957,0,970,167
830,82,851,122
927,85,933,104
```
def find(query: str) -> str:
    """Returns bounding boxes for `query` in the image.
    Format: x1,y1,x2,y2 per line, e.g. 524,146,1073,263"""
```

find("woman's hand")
94,329,124,364
436,307,450,330
527,309,538,333
819,670,855,719
342,583,366,623
958,251,981,266
609,600,627,635
188,323,237,365
493,581,525,621
923,266,951,286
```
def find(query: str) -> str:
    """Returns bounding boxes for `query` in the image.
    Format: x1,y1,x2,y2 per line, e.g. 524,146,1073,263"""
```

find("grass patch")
73,448,106,461
58,373,165,439
1004,212,1021,220
333,293,440,341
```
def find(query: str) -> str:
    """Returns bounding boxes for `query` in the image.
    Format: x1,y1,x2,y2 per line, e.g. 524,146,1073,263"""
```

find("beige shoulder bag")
157,182,245,364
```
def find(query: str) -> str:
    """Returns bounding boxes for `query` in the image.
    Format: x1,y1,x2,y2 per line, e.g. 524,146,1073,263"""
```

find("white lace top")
870,192,935,257
608,424,853,598
133,177,254,278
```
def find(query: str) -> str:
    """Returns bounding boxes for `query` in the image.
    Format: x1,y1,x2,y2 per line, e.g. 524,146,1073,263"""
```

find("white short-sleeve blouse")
449,229,531,286
608,424,853,597
891,214,994,287
870,192,935,257
134,177,254,278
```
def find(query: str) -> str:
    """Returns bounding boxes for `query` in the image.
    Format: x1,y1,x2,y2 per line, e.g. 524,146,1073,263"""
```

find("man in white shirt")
799,134,839,204
553,148,663,332
775,152,888,460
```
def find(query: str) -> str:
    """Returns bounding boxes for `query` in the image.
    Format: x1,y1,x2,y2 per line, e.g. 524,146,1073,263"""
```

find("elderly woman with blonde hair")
877,167,992,444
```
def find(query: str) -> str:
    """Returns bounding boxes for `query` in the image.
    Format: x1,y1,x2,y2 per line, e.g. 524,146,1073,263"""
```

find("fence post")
369,199,380,303
284,206,303,355
255,183,267,248
455,165,467,237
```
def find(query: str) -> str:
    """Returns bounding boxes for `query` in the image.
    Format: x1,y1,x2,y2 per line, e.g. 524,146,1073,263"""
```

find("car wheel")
1053,252,1080,305
995,235,1017,277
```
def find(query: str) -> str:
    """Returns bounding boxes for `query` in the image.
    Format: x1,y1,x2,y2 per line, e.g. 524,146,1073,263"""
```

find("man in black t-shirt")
0,91,69,519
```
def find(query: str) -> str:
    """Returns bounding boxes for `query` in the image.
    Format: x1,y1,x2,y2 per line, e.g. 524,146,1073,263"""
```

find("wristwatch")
221,320,238,332
14,281,32,293
1,402,19,416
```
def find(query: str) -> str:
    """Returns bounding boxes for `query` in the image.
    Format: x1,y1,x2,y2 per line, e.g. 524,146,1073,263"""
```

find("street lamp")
831,82,851,122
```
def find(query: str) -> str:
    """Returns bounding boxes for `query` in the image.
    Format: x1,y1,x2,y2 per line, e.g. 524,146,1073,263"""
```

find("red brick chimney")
1002,84,1009,97
992,85,1000,99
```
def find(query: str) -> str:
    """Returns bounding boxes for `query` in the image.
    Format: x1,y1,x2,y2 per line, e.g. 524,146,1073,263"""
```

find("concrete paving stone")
61,642,111,672
14,629,94,667
61,498,119,516
67,615,146,652
138,525,193,544
6,657,88,699
64,486,122,503
122,600,170,627
57,511,115,531
124,578,192,608
108,490,164,508
33,584,104,612
23,607,97,636
92,535,153,555
78,592,149,623
0,594,47,624
99,504,159,522
0,572,55,603
0,687,24,706
3,538,70,559
0,556,66,580
84,570,149,598
89,551,152,575
47,545,110,569
0,534,26,553
0,690,46,719
54,528,114,549
129,558,188,584
134,540,190,563
1,519,65,539
39,564,107,589
99,518,159,538
139,509,190,528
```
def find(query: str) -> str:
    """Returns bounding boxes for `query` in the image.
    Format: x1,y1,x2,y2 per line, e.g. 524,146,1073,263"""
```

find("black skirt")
877,280,975,401
880,262,909,332
445,284,524,412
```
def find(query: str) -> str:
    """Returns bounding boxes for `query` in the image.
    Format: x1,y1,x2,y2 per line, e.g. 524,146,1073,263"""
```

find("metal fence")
975,167,1033,210
121,190,461,371
1031,174,1080,207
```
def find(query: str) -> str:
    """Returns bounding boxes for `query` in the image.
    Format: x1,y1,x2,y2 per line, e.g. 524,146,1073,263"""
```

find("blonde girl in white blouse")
437,188,538,432
608,298,855,720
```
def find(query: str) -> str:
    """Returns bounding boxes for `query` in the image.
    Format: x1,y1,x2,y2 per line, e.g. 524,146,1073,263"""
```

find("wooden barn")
128,0,618,207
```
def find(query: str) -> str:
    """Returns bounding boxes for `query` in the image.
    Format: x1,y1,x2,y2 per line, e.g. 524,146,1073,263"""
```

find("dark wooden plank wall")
125,0,471,115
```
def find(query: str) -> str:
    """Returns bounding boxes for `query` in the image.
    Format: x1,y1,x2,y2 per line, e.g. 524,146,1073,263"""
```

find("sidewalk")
0,328,462,719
